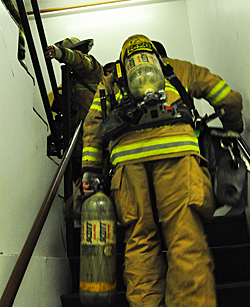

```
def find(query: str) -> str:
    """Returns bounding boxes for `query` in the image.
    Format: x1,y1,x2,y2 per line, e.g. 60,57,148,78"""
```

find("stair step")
216,280,250,307
60,291,128,307
116,244,250,288
116,213,250,253
60,293,82,307
211,243,250,284
61,280,250,307
64,212,250,306
203,213,250,247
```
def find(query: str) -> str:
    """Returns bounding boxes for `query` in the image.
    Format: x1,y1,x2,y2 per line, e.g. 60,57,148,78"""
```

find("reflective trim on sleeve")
90,101,102,112
85,56,92,69
65,49,75,63
90,97,111,114
110,135,199,165
205,80,231,105
82,146,102,163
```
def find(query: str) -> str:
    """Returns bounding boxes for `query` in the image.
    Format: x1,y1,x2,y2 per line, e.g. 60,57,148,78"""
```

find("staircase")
204,211,250,307
61,210,250,307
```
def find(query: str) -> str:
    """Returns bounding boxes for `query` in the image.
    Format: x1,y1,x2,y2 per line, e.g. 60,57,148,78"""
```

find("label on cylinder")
81,220,116,245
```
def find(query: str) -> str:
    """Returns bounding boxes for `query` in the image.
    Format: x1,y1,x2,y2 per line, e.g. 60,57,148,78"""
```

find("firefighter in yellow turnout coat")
82,35,243,306
45,37,104,181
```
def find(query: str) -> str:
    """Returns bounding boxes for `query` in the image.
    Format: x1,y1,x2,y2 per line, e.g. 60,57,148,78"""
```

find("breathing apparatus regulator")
100,35,197,140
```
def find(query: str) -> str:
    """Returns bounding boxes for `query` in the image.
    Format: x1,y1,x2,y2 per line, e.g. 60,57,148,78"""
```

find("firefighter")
45,37,104,182
81,34,243,306
104,61,115,76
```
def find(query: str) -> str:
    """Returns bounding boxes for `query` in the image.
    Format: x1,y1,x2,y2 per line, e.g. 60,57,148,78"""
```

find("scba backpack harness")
100,57,248,208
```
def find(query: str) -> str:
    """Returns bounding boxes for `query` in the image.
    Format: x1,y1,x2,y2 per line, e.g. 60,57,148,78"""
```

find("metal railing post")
16,0,62,157
30,0,61,103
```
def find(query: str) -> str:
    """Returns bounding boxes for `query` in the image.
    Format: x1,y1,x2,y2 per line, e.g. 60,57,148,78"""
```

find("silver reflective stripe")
110,137,199,165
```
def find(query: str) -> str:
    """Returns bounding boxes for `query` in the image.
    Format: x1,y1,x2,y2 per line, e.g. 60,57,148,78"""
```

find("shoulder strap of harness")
162,63,194,108
159,60,202,128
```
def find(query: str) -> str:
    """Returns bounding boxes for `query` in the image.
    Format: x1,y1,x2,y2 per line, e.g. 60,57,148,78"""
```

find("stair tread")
64,212,250,306
209,242,250,250
216,280,250,290
61,280,250,297
61,281,250,307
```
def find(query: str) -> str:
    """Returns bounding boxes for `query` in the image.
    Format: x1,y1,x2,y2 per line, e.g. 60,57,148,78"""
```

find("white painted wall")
0,2,71,307
1,0,250,306
186,0,250,143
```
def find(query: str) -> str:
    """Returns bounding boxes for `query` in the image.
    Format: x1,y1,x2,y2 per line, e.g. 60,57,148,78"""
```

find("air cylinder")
79,192,116,307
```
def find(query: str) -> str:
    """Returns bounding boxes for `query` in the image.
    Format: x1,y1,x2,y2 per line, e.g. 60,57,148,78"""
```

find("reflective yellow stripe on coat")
90,97,111,113
110,135,200,166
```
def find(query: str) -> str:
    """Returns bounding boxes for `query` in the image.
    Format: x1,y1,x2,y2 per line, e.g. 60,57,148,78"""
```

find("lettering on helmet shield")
127,42,153,58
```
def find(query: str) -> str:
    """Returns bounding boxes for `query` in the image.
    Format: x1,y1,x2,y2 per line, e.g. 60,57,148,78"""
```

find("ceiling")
22,0,138,13
21,0,169,15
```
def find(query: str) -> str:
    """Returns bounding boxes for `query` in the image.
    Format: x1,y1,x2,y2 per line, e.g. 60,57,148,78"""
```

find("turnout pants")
111,155,217,307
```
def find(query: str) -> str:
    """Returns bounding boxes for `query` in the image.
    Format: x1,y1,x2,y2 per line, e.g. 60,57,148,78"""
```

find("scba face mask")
125,52,165,101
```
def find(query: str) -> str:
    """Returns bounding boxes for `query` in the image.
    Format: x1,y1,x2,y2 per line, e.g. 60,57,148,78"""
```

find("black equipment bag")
162,62,248,208
199,126,248,208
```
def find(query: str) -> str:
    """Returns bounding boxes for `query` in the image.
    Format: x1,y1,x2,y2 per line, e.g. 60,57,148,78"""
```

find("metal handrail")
16,0,62,157
30,0,61,103
238,136,250,162
0,119,82,307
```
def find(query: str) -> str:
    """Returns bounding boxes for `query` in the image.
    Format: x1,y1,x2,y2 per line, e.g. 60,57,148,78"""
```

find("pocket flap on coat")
110,165,123,190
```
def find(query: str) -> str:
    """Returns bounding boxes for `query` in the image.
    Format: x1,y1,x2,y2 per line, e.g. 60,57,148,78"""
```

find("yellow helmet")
120,34,157,65
55,37,94,54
